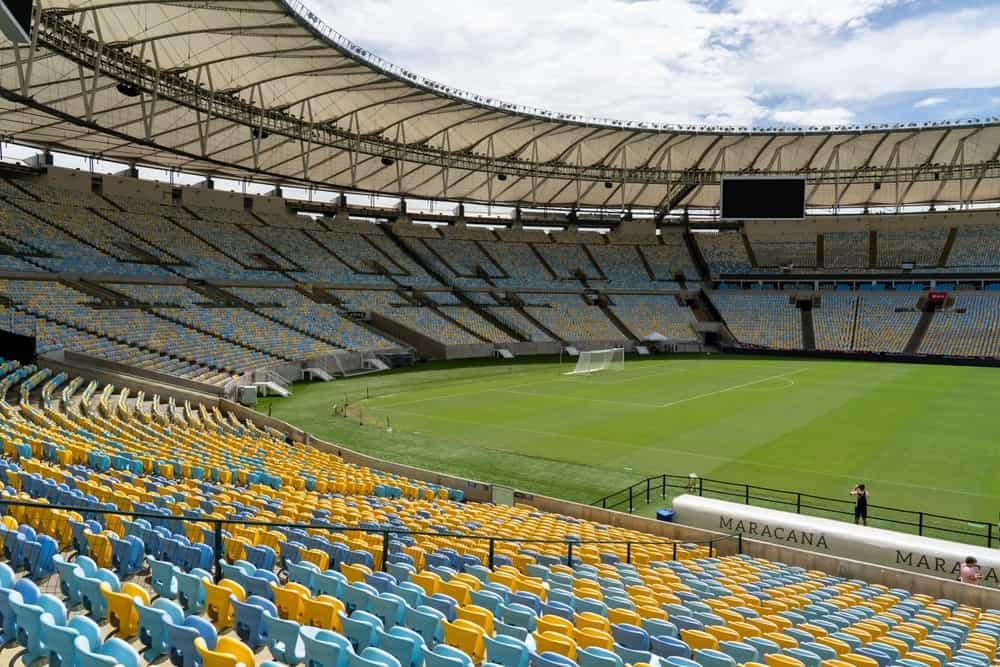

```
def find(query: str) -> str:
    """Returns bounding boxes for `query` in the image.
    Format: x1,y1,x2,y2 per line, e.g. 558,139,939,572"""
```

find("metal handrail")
0,497,742,583
592,473,997,547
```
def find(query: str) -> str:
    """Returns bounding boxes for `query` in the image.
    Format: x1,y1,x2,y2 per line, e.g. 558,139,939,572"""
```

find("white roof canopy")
0,0,997,211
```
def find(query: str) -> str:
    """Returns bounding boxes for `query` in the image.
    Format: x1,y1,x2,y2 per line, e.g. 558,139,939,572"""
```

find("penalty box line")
655,367,810,408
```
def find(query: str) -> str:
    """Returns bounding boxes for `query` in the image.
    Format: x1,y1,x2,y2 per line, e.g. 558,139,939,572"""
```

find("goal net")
565,347,625,375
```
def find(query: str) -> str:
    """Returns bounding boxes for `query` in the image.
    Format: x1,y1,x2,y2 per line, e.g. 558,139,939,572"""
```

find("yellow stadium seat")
765,654,805,667
440,581,473,606
608,608,642,626
443,619,486,663
203,578,245,630
102,582,149,639
537,615,575,636
680,629,719,651
193,636,255,667
575,612,610,633
574,627,614,651
455,605,494,636
534,631,578,661
271,583,308,621
302,595,344,630
817,637,851,656
766,632,798,650
705,625,742,643
839,654,880,667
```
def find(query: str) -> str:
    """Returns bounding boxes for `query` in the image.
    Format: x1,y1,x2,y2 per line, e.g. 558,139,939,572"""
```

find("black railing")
592,473,997,548
0,497,743,583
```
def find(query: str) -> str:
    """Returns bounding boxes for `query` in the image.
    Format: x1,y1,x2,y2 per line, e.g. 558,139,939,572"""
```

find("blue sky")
309,0,1000,129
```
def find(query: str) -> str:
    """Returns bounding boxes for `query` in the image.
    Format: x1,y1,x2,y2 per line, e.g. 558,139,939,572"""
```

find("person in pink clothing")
960,556,980,584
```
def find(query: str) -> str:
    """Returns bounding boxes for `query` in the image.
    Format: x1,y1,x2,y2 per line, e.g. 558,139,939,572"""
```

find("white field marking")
493,388,663,408
585,366,690,385
733,377,797,392
371,369,564,409
385,407,997,500
382,365,806,411
496,368,804,409
655,368,810,408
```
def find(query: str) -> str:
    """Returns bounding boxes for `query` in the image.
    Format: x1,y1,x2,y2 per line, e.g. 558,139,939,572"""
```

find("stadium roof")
0,0,998,211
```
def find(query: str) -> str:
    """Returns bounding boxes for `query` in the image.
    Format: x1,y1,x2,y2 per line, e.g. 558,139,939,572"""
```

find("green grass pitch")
257,355,1000,537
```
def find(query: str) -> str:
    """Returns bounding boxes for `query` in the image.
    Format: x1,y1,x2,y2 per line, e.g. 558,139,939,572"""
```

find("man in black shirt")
851,484,869,526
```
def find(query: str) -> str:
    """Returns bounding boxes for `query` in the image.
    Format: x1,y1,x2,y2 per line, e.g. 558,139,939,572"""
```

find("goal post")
564,347,625,375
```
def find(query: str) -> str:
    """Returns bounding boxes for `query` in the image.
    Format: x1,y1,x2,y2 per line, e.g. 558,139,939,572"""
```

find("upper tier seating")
749,241,817,269
101,210,271,281
824,232,869,269
642,236,701,281
0,358,997,667
250,223,395,286
423,239,506,281
877,228,948,268
946,225,1000,271
479,242,556,288
0,199,171,277
696,233,755,275
535,244,605,281
710,293,801,350
172,214,299,275
401,237,491,288
589,246,655,288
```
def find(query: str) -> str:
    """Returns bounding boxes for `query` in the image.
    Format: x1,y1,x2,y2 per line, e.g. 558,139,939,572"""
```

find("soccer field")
257,355,1000,534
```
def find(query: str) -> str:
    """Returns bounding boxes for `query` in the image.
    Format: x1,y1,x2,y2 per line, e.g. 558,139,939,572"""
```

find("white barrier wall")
673,495,1000,587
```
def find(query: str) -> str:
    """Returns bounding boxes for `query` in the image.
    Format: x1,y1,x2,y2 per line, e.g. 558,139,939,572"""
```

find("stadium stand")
695,232,755,275
485,306,554,342
1,172,1000,363
609,295,698,342
335,290,491,345
920,294,1000,358
824,232,870,269
535,243,604,281
0,279,282,380
589,245,655,288
228,288,397,352
853,294,922,353
480,242,557,288
877,227,949,269
946,225,1000,272
812,295,858,352
711,293,802,350
526,294,625,342
640,236,700,282
745,224,817,269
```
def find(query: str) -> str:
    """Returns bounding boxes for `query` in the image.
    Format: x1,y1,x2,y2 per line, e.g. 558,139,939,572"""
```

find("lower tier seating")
920,295,1000,358
710,294,802,350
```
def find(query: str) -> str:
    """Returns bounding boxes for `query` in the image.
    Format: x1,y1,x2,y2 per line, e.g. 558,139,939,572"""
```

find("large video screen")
721,177,806,220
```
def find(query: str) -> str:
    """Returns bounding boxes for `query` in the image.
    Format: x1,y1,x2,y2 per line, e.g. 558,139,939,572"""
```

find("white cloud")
913,96,948,108
770,107,856,126
308,0,1000,126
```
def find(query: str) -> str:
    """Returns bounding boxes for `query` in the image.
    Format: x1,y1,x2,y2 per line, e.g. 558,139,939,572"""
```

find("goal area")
564,348,625,375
